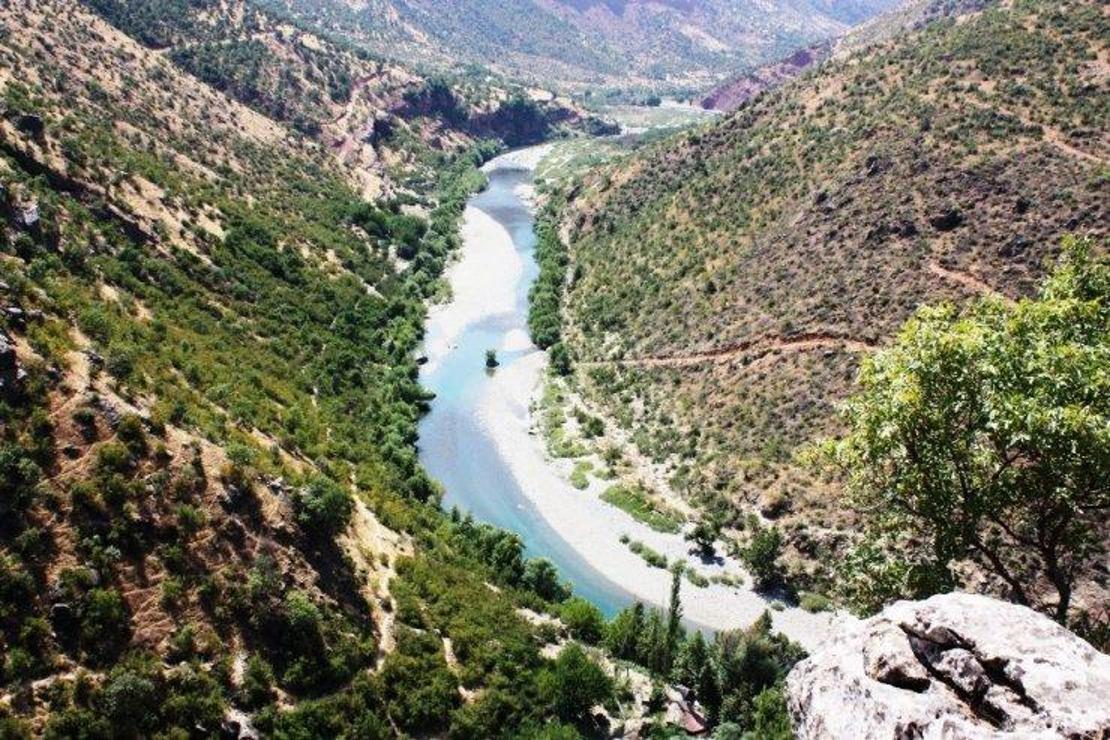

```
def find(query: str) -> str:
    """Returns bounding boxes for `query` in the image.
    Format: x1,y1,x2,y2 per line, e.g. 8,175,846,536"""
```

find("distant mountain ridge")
259,0,906,92
82,0,611,200
701,0,994,110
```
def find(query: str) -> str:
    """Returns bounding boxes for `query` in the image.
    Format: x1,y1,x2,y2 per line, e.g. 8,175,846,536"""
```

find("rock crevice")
787,593,1110,739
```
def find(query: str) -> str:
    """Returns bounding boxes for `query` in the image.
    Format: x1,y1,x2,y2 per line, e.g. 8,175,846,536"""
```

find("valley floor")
422,147,838,650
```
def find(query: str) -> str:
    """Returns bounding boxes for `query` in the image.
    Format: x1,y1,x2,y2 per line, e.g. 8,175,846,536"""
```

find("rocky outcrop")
700,43,830,112
786,593,1110,739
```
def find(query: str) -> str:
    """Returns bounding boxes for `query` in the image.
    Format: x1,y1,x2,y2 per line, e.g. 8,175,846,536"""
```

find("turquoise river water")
416,154,636,616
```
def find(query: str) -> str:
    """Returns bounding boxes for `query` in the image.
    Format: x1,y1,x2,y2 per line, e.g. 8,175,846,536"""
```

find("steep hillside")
85,0,611,201
551,0,1108,588
258,0,903,93
700,0,994,111
0,0,618,736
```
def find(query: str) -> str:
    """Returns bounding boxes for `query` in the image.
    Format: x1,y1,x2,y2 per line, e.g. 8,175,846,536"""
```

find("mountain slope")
700,0,994,111
84,0,611,200
0,0,617,735
553,0,1108,586
259,0,904,92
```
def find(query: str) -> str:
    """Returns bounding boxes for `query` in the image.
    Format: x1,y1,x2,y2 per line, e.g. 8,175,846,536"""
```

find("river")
417,146,636,615
417,146,835,648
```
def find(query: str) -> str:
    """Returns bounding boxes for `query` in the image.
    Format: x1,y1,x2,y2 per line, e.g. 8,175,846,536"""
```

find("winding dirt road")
581,331,877,369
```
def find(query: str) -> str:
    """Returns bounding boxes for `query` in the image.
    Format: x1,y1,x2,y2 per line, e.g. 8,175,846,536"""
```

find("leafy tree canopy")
827,237,1108,623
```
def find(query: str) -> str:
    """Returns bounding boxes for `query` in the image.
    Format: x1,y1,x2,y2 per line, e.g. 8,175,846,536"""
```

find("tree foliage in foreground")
828,237,1108,625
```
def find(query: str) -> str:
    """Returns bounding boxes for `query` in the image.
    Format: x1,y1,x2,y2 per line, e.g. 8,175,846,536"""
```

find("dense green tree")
523,558,571,603
604,601,645,661
79,588,130,666
549,342,572,376
745,686,793,740
639,608,666,674
293,477,354,539
560,597,606,645
0,716,31,740
741,526,783,591
676,631,715,706
528,214,569,349
685,518,721,558
828,237,1108,622
378,629,460,735
526,724,582,740
99,669,158,735
711,614,804,729
539,644,612,723
0,444,40,515
664,565,684,674
239,655,276,709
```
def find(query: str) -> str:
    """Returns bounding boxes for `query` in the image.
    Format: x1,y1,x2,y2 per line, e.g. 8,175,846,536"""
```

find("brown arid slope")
555,0,1108,587
699,43,831,112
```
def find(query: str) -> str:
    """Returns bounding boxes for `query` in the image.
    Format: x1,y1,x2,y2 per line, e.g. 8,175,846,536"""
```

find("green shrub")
627,540,667,569
569,461,592,490
115,414,146,454
799,592,831,613
559,598,605,644
600,485,682,533
549,342,572,376
239,655,276,709
742,526,783,590
79,588,130,666
0,716,32,740
0,444,41,515
378,629,459,735
294,477,354,538
94,442,132,475
523,558,571,603
539,644,612,723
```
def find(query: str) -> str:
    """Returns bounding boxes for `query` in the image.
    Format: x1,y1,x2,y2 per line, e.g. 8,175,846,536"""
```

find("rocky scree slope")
556,0,1108,585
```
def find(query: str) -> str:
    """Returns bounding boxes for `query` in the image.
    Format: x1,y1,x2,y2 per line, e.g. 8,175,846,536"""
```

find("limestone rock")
786,592,1110,739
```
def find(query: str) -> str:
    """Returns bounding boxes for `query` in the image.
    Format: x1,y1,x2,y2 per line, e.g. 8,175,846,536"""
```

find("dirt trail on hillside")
927,260,1016,304
582,332,877,369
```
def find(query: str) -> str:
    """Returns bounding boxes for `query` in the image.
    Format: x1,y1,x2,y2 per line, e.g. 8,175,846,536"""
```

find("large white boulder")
786,592,1110,739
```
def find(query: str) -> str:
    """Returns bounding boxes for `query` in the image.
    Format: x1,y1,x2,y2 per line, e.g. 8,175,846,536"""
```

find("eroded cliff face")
786,593,1110,739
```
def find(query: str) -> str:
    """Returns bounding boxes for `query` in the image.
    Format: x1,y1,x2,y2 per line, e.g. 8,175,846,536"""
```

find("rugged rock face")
787,593,1110,739
699,43,830,112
